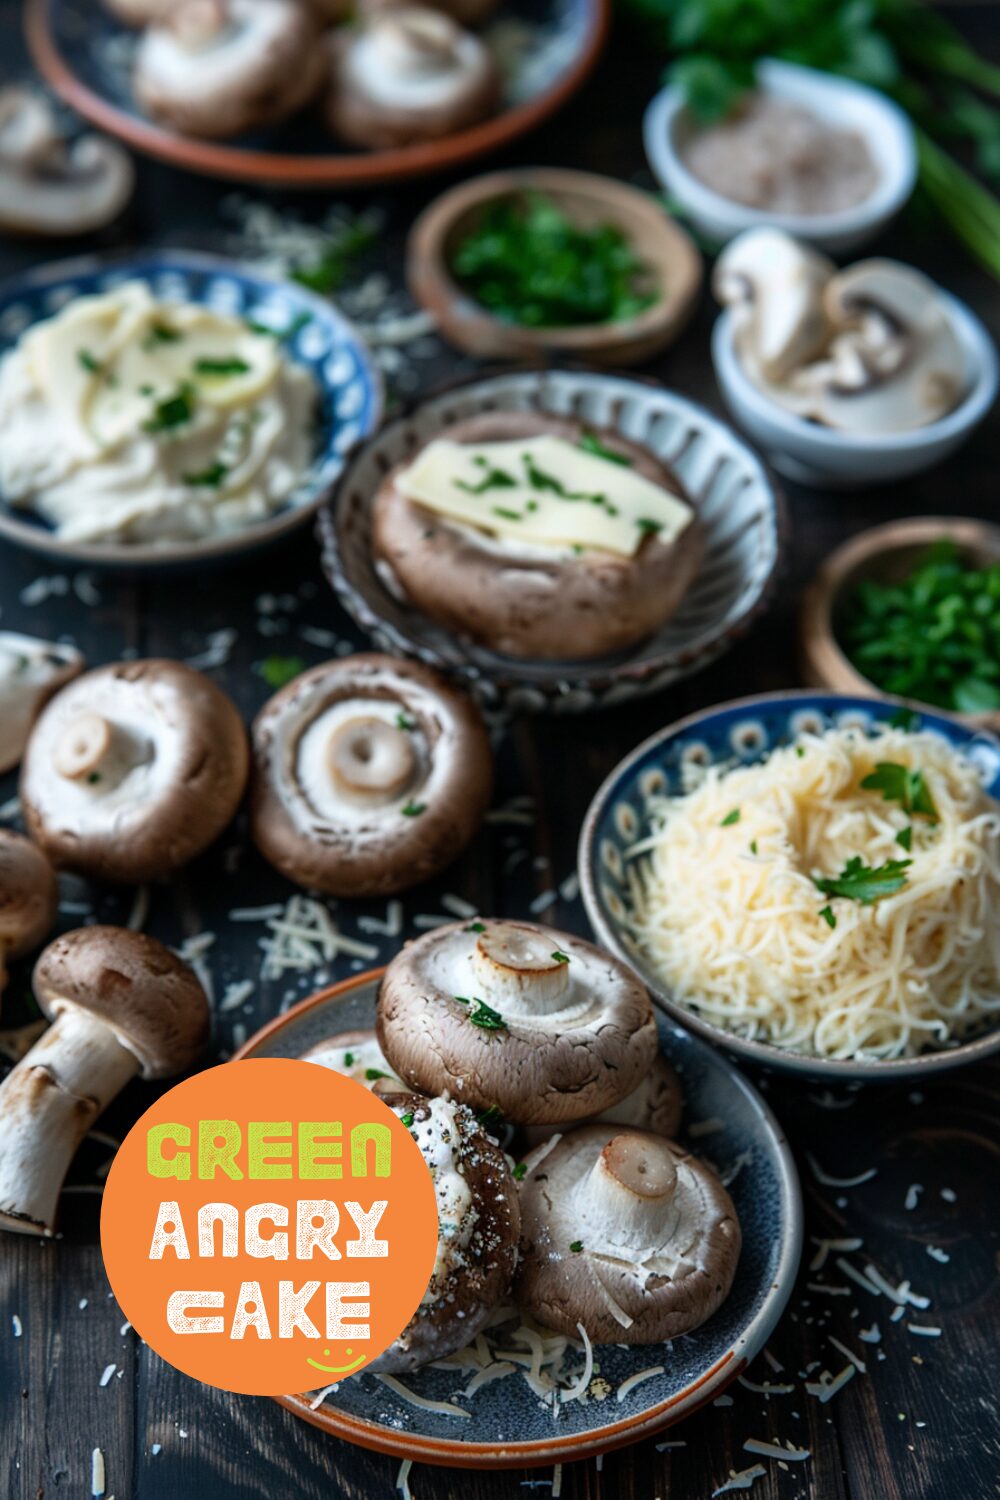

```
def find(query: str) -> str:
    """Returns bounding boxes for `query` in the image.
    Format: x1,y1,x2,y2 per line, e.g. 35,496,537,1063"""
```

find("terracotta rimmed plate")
800,517,1000,734
25,0,609,189
319,367,786,715
407,167,703,365
580,689,1000,1083
0,250,382,570
233,968,802,1470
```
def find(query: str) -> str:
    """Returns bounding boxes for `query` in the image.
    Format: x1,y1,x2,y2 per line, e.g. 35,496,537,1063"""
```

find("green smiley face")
305,1346,367,1376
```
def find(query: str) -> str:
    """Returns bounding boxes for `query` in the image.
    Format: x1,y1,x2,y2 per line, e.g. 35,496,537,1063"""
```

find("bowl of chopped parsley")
801,517,1000,729
407,167,702,365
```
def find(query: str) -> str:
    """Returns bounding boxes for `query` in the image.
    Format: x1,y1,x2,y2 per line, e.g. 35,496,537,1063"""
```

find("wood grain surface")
1,3,998,1498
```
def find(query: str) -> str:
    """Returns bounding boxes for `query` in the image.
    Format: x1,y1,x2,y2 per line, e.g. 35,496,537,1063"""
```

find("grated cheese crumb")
712,1464,766,1494
805,1364,855,1403
99,1364,116,1387
743,1438,811,1462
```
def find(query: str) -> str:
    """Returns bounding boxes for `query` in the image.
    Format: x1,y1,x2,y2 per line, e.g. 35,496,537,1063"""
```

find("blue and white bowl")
580,690,1000,1082
0,250,382,569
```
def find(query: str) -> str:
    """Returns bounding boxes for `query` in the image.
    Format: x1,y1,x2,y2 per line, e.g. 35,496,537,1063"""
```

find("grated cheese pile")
628,726,1000,1060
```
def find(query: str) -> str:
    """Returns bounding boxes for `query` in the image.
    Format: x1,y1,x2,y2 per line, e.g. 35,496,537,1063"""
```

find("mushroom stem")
579,1133,678,1251
0,1007,138,1236
53,713,149,786
472,924,571,1014
326,716,417,807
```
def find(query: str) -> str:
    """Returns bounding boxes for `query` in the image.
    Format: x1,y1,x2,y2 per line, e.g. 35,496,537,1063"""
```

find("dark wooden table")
1,4,998,1498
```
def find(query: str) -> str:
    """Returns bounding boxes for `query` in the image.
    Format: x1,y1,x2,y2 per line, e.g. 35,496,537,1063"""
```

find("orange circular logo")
101,1059,438,1395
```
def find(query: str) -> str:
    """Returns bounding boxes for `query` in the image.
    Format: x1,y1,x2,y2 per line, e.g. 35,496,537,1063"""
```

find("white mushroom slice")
0,831,57,1011
20,659,248,884
326,6,500,150
368,1094,520,1373
0,88,133,237
803,260,968,432
376,920,658,1126
134,0,325,140
301,1028,405,1095
713,228,833,383
516,1126,741,1343
0,633,84,775
0,927,208,1236
250,654,492,898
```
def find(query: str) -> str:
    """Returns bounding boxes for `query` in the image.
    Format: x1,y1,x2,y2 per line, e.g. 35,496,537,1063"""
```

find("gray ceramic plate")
235,969,802,1468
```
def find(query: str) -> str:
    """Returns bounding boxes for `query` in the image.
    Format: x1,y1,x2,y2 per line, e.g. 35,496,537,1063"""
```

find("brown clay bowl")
407,167,703,365
800,516,1000,733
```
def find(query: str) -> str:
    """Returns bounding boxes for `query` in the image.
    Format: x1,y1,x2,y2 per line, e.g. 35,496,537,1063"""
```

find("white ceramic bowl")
712,288,999,488
643,59,917,254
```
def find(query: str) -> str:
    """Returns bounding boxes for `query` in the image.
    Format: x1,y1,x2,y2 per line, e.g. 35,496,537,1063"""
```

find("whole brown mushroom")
377,920,658,1126
516,1126,741,1343
0,927,209,1236
522,1053,683,1148
0,831,57,1012
0,88,134,237
369,1093,520,1372
0,632,84,774
20,659,249,884
250,654,492,898
371,411,702,661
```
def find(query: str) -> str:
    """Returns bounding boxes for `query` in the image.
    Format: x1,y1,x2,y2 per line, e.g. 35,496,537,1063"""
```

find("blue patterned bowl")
580,691,1000,1082
0,250,382,569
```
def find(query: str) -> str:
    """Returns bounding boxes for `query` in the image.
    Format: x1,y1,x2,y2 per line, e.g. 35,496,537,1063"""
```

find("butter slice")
395,436,692,558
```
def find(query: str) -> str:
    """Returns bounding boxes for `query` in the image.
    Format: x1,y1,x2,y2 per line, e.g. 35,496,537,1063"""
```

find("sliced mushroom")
326,6,500,150
369,1093,519,1372
377,920,658,1126
372,411,702,661
0,87,133,237
20,659,249,884
800,260,968,432
302,1027,406,1096
516,1126,741,1343
522,1053,683,1148
250,654,492,898
0,927,209,1236
0,832,57,1013
713,227,833,384
135,0,326,140
0,633,84,775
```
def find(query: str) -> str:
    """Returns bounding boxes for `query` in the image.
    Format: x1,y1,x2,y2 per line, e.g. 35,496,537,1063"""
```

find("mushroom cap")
20,659,249,884
363,0,501,23
376,920,659,1126
301,1027,406,1096
368,1092,520,1373
33,926,210,1079
102,0,173,24
522,1053,683,1148
0,633,85,775
0,88,134,237
134,0,326,140
249,653,492,898
0,831,57,961
516,1125,741,1344
371,411,703,661
713,227,833,383
326,6,500,151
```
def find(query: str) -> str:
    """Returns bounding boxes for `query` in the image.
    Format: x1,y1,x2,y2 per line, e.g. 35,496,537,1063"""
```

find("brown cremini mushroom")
20,659,249,884
371,411,702,661
250,654,492,898
134,0,326,140
326,6,500,150
302,1027,406,1096
0,632,84,775
516,1126,741,1343
0,832,57,1013
0,926,209,1236
0,87,134,237
364,0,500,23
369,1093,520,1372
523,1053,683,1148
377,920,658,1126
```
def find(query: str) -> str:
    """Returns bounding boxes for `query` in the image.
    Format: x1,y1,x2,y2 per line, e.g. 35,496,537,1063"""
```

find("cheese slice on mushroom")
395,435,693,557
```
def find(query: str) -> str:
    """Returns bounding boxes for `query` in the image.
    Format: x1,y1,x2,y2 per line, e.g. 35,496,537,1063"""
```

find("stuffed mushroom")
516,1126,741,1343
20,659,249,884
302,1027,405,1095
377,920,658,1126
326,6,499,150
370,1093,520,1372
134,0,325,140
250,654,492,898
371,412,702,660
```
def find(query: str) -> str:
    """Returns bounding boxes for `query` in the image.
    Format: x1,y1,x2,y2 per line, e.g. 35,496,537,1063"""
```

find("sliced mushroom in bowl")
0,86,133,236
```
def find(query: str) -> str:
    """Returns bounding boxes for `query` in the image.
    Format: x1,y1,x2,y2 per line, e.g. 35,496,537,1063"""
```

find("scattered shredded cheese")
616,1365,665,1402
